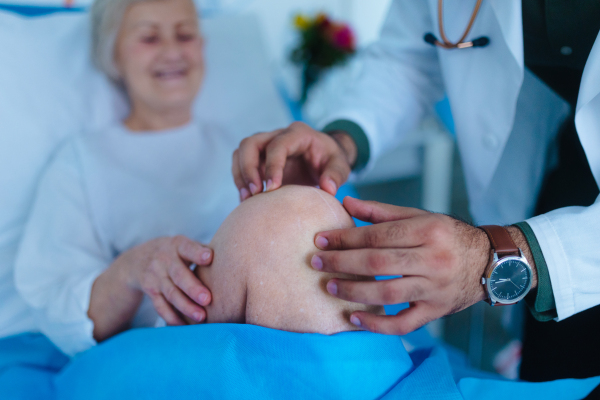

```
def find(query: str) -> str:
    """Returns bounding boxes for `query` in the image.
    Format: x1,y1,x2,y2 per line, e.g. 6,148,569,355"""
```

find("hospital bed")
0,0,454,360
1,5,600,400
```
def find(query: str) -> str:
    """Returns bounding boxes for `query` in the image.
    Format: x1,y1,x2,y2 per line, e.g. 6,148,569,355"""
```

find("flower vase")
300,63,322,104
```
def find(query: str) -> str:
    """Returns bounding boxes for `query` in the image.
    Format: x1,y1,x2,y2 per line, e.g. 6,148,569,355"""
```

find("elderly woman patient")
15,0,239,356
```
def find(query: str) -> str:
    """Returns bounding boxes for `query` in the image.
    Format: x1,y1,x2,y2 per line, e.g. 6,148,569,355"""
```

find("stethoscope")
424,0,490,49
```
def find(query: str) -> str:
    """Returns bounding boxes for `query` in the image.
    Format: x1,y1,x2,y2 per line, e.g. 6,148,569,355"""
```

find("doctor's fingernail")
350,315,362,327
311,255,323,270
249,182,259,195
201,251,211,261
193,312,204,322
266,179,273,191
315,236,329,249
327,281,338,296
328,179,337,192
240,188,250,201
198,293,209,305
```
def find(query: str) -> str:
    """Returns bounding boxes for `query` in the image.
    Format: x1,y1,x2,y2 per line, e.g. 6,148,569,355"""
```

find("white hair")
90,0,198,82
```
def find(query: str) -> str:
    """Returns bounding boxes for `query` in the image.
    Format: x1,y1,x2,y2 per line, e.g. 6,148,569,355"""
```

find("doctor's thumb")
320,158,350,196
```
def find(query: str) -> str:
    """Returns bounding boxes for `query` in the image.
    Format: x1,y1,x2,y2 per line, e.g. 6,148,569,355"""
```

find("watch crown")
481,277,486,284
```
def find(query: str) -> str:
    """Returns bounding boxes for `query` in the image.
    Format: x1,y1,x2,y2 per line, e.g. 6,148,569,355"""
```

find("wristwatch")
480,225,533,306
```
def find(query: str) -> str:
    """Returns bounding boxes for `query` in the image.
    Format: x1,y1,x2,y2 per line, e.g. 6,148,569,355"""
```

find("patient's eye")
177,32,196,42
141,35,159,44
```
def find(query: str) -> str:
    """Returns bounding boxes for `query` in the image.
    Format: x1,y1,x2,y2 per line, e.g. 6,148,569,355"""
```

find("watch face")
488,258,532,303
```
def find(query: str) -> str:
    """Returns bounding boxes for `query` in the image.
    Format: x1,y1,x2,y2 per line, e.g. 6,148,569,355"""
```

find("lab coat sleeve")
14,140,111,356
318,0,444,171
526,195,600,321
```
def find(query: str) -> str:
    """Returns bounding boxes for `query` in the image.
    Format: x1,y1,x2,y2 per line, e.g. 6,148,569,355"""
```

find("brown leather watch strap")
480,225,520,306
480,225,519,258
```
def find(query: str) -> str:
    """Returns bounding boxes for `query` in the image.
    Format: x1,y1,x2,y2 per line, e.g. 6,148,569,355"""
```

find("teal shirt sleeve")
322,120,370,172
514,221,558,321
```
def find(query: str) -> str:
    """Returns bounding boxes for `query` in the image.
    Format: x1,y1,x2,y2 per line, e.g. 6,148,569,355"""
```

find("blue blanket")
0,333,68,399
2,325,599,399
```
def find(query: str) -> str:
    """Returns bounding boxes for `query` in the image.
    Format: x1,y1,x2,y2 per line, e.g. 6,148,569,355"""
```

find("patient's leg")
196,185,383,334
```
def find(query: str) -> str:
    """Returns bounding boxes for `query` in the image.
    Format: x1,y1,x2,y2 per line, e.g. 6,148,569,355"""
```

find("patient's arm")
195,185,383,334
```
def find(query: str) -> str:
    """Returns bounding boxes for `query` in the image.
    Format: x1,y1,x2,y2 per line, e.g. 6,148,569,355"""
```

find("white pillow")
0,9,291,317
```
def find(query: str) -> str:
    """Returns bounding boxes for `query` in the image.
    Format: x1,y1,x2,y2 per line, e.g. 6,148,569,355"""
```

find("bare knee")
200,186,384,333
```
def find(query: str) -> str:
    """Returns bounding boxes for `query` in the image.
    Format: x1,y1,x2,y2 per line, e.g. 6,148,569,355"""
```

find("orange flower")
315,13,328,25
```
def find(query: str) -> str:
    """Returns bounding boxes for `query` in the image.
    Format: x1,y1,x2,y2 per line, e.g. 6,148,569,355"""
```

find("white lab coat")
14,122,239,356
320,0,600,321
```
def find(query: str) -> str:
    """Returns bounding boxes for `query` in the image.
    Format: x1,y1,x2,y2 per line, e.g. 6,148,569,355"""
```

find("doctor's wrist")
329,131,358,169
322,119,369,171
506,226,538,288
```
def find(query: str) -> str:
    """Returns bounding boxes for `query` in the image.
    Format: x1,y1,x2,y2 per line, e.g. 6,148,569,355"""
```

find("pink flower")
332,25,355,51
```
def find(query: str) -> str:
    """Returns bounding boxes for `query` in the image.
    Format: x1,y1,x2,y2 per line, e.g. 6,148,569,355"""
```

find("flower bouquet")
290,13,356,103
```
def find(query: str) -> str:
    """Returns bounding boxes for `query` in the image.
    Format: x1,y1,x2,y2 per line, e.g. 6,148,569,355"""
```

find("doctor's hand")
310,197,531,335
232,122,357,200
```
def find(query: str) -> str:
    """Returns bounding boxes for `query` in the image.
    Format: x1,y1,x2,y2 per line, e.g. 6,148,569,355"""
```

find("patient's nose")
160,38,185,61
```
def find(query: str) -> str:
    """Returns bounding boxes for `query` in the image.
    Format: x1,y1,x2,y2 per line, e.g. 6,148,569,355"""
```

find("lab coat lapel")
575,32,600,187
488,0,524,70
429,0,524,194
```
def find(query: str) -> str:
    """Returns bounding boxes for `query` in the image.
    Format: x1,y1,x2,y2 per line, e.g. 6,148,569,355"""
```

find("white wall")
343,0,393,46
233,0,392,101
6,0,391,100
6,0,391,67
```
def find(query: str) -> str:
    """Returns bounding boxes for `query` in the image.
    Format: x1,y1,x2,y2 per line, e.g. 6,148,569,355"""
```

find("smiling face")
115,0,204,127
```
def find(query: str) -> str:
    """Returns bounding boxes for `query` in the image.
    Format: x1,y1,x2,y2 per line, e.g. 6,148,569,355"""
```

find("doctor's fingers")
234,130,284,198
232,150,249,201
342,197,429,225
350,304,434,336
326,276,430,306
318,152,351,196
263,123,339,193
311,248,424,277
160,278,206,323
315,218,429,251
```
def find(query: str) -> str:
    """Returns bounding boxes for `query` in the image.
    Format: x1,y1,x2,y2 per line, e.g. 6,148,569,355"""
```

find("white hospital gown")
14,121,240,356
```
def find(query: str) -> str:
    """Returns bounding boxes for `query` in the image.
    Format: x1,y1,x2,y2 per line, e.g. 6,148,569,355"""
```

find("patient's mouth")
154,68,187,80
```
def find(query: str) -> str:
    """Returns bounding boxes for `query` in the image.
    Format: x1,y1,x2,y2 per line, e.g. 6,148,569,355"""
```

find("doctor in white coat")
232,0,600,381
